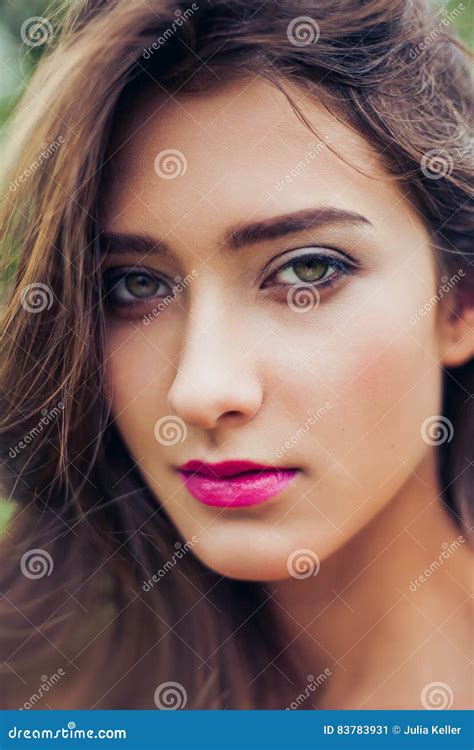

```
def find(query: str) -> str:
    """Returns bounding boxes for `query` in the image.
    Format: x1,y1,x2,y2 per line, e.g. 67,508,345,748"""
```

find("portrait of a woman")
0,0,472,711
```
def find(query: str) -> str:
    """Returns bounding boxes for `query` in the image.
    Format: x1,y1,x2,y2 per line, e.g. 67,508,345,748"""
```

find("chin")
201,556,293,582
191,536,323,583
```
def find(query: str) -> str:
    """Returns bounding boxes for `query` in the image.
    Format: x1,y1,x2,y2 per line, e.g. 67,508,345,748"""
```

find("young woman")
0,0,472,710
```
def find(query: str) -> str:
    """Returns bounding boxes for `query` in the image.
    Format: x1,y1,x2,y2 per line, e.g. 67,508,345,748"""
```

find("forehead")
101,76,412,235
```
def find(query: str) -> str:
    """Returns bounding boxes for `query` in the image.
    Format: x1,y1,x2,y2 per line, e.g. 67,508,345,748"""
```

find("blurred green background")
0,501,13,529
0,0,472,533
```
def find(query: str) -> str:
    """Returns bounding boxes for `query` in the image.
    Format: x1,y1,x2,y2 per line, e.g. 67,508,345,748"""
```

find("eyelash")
262,251,353,292
101,251,354,313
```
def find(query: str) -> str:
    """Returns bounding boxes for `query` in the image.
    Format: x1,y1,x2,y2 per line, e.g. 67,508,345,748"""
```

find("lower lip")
177,469,300,507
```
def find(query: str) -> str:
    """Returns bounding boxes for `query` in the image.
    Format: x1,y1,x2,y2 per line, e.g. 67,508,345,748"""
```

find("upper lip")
177,460,297,479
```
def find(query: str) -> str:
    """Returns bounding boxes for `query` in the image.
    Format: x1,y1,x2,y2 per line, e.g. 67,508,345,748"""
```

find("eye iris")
293,258,328,283
126,273,158,298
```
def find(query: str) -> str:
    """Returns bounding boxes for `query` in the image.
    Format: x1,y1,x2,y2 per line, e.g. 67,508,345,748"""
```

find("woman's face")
101,76,452,581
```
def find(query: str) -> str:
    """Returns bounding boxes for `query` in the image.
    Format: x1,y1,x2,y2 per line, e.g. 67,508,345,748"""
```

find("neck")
267,449,472,708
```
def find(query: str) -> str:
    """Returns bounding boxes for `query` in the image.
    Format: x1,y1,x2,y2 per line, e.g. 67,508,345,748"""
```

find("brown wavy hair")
0,0,472,709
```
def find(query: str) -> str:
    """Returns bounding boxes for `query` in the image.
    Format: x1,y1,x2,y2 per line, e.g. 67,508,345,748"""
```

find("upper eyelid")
103,264,165,276
262,246,354,278
102,267,173,300
102,247,355,288
103,265,171,286
276,250,349,269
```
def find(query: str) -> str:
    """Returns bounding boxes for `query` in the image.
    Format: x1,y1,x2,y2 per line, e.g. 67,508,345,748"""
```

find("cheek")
337,295,442,423
104,324,175,448
310,311,441,521
338,330,440,445
264,298,443,524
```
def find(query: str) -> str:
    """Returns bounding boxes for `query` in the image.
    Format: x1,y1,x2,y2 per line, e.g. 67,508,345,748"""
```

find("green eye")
102,268,173,306
290,258,329,283
125,273,160,299
267,252,349,288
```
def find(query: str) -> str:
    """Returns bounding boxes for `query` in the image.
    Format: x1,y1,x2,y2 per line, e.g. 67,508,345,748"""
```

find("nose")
167,294,263,431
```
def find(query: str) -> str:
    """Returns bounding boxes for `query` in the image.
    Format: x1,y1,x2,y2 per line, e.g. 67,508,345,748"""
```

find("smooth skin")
101,76,473,708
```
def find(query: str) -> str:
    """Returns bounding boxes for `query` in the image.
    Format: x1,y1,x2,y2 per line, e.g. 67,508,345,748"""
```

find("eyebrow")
100,206,372,257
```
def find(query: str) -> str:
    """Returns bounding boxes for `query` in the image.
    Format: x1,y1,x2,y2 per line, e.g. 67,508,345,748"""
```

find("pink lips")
176,460,300,508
